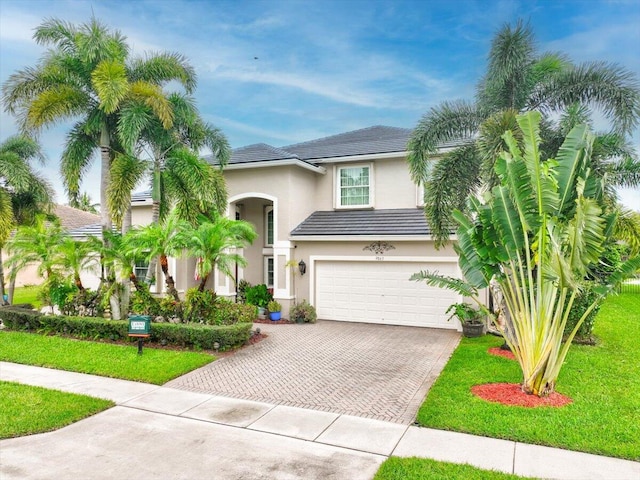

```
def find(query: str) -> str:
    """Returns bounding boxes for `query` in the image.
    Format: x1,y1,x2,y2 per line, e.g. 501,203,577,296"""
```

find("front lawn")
0,381,113,438
374,457,534,480
9,285,42,308
417,293,640,460
0,331,215,385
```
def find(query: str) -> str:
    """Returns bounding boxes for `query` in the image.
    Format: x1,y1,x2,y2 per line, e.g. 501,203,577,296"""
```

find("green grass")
374,457,534,480
0,331,215,385
10,285,42,308
0,381,113,438
417,293,640,460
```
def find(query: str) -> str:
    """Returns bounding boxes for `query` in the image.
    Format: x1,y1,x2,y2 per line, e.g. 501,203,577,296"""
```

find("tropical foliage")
2,17,196,237
0,135,53,303
407,20,640,248
412,112,640,396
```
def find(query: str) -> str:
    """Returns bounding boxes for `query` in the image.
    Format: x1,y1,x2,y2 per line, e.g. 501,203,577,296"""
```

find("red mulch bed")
488,346,516,360
472,382,572,407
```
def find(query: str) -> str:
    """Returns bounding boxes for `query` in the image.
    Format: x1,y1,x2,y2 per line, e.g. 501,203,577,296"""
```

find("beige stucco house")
130,125,466,330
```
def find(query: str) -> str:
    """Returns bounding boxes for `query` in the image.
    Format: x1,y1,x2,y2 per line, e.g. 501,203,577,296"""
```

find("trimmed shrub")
0,307,251,350
209,299,256,326
289,300,317,323
184,288,217,323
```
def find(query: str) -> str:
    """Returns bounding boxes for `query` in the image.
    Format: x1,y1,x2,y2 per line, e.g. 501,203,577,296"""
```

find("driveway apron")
167,321,460,424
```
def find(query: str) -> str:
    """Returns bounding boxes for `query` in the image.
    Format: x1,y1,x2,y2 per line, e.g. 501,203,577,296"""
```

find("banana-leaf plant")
412,111,640,397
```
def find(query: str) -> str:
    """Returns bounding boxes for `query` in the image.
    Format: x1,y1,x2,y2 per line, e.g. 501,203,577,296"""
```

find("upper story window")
337,164,373,208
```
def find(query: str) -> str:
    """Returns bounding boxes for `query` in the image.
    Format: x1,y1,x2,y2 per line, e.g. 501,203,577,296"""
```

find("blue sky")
1,0,639,208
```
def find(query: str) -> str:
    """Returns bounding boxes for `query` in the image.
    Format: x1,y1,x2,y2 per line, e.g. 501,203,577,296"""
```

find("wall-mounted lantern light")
298,260,307,276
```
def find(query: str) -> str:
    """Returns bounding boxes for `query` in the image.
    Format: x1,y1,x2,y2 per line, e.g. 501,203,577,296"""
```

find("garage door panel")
315,260,461,329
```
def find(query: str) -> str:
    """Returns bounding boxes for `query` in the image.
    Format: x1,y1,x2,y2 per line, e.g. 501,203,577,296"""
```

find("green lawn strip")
9,285,42,308
0,331,215,385
0,381,114,439
374,457,535,480
416,293,640,461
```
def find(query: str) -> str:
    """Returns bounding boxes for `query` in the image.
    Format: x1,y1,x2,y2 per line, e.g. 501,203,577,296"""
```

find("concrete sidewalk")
1,362,639,480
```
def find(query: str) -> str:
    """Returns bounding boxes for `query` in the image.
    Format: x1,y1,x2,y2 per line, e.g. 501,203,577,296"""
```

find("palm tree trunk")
121,206,132,234
74,273,85,291
160,253,180,301
198,273,209,292
0,249,6,305
145,163,162,284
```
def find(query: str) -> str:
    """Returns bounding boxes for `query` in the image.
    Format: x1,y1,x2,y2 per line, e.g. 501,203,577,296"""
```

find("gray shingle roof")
205,125,470,168
67,223,104,239
290,209,432,236
282,125,412,161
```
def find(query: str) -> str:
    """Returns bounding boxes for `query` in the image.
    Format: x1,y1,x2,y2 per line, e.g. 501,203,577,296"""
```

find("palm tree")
413,112,640,396
5,214,64,305
408,20,640,246
125,212,191,301
2,17,196,239
183,215,257,292
107,92,230,281
108,93,229,228
53,236,102,291
0,135,53,303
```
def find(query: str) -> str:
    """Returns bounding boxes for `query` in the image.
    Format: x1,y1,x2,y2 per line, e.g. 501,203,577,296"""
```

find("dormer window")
337,164,373,208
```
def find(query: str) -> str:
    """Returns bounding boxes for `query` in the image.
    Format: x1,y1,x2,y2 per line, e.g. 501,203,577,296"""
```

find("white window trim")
334,162,374,209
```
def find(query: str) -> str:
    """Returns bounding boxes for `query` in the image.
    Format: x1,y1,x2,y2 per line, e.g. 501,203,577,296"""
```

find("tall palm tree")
108,92,229,279
0,135,53,303
2,17,196,239
183,215,257,292
408,20,640,246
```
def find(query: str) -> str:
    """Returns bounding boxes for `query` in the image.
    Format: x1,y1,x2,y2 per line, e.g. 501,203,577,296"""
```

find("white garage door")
315,260,461,329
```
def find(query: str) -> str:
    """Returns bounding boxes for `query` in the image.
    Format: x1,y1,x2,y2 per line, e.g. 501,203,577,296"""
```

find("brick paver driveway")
167,321,460,424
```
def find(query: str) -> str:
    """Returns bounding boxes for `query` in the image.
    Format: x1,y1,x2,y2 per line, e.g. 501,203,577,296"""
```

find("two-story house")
132,125,464,330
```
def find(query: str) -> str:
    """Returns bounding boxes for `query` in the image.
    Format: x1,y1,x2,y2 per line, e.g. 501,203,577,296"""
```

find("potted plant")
289,300,317,324
267,300,282,321
245,284,273,319
446,302,485,338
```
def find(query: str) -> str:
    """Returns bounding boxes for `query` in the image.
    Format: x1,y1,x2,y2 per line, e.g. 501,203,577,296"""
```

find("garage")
314,259,462,329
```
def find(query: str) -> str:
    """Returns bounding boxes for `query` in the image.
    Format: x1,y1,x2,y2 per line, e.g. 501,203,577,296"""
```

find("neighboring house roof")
290,209,433,237
54,204,100,231
67,223,103,239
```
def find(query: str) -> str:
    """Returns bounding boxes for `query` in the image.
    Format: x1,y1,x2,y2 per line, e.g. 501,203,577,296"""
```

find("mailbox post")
128,315,151,354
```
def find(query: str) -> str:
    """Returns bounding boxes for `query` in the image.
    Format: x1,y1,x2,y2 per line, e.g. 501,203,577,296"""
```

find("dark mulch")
253,317,292,325
472,382,572,408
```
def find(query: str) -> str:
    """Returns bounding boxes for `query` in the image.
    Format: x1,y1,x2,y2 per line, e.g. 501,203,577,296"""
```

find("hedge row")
0,307,252,350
